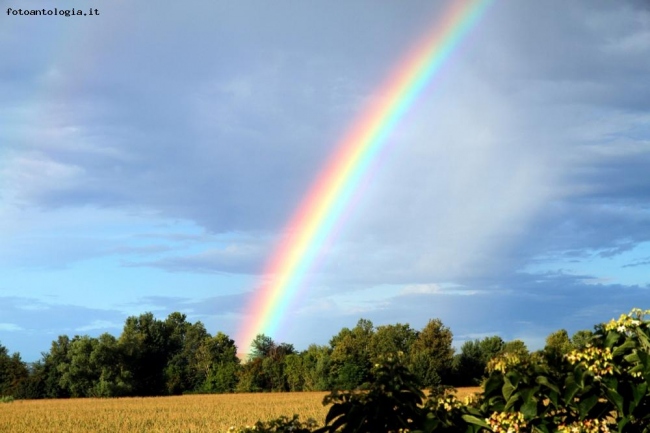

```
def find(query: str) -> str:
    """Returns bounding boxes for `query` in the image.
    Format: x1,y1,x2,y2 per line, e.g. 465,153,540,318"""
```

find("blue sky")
1,0,649,361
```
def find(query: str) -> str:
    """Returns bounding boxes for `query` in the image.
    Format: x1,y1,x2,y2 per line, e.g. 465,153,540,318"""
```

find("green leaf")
521,399,537,418
631,382,647,406
502,378,516,401
484,374,503,397
637,330,650,351
536,376,559,394
461,414,490,429
578,394,598,416
605,387,624,414
605,330,621,348
564,376,580,403
613,338,637,357
505,392,520,411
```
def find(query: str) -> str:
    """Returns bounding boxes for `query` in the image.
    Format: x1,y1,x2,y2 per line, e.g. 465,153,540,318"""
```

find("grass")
0,388,481,433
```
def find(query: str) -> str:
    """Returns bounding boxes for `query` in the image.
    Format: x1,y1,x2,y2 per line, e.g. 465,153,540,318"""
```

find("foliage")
370,323,418,360
0,343,29,398
543,329,574,364
474,308,650,432
0,395,15,403
301,345,334,391
330,319,375,390
452,336,504,386
228,415,319,433
408,319,454,389
571,329,594,350
316,352,425,433
231,307,650,433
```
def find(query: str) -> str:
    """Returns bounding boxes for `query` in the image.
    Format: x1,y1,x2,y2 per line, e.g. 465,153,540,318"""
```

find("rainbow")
236,0,492,355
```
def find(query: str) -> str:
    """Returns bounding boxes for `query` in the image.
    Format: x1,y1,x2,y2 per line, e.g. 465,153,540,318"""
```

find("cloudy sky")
1,0,649,361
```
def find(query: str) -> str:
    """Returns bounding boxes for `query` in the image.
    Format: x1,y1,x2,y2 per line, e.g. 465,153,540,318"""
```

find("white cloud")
75,320,122,332
0,323,23,332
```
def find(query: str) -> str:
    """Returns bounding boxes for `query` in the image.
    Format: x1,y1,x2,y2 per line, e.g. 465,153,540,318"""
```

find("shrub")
227,415,318,433
315,352,425,433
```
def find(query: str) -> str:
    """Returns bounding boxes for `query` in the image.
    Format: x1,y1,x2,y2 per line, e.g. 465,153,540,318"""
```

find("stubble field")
0,388,481,433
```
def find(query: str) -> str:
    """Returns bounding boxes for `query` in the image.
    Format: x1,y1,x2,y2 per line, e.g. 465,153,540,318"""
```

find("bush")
315,352,426,433
227,415,318,433
0,395,14,403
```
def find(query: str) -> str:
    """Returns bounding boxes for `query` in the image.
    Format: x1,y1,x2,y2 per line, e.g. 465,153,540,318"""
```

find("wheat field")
0,388,481,433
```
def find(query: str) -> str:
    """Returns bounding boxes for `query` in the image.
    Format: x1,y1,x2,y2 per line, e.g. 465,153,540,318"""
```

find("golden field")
0,388,481,433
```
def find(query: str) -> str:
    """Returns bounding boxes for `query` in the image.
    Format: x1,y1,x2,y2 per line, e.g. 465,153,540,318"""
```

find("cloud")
623,258,650,268
0,323,23,332
399,284,483,296
128,243,269,275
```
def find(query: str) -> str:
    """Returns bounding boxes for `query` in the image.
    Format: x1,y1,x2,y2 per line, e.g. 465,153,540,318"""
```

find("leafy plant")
470,308,650,433
316,352,425,433
228,415,319,433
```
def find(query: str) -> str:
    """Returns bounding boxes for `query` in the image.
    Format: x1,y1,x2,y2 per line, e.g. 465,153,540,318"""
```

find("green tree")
91,333,132,397
452,339,483,386
450,335,505,386
479,335,505,361
369,323,417,360
0,343,28,397
250,334,276,360
330,319,375,390
570,329,593,349
408,319,454,388
501,339,529,357
236,358,264,392
198,332,240,393
163,312,198,394
42,335,72,398
543,329,573,363
119,312,170,396
57,335,100,397
237,334,293,392
301,344,332,391
283,354,305,392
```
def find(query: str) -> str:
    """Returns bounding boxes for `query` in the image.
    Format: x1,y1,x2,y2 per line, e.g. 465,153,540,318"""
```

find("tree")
571,329,593,349
408,319,454,388
119,312,170,395
369,323,417,360
0,343,28,397
330,319,375,389
91,333,132,397
283,354,305,391
452,335,504,386
479,335,505,361
41,335,72,398
237,334,293,392
250,334,276,360
301,344,332,391
501,339,529,357
198,332,240,393
57,335,100,397
163,313,196,394
544,329,573,363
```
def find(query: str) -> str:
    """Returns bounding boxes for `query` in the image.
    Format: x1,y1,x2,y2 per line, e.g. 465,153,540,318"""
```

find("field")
0,388,481,433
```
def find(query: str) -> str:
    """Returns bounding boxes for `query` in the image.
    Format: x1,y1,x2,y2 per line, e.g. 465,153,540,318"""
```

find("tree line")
0,311,593,399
